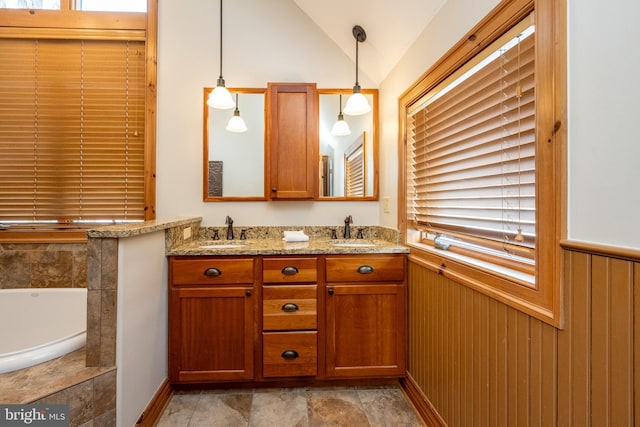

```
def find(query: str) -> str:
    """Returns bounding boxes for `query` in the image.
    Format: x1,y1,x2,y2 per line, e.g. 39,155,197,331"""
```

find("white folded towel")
282,230,310,242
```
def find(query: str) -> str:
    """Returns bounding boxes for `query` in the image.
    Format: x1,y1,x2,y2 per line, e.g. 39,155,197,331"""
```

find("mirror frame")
317,88,379,201
202,86,379,202
203,87,268,201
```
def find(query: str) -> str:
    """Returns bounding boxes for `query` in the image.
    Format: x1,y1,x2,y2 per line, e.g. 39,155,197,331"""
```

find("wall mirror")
203,87,378,201
203,87,267,201
318,89,378,200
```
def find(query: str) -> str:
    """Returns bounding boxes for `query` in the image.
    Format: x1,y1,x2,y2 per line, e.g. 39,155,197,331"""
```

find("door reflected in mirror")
318,89,377,200
203,88,266,201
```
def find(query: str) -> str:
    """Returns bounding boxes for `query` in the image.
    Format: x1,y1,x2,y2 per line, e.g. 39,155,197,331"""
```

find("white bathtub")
0,288,87,374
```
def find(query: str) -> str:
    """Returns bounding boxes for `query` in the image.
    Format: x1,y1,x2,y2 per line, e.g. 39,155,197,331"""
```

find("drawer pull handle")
281,350,299,360
281,303,299,312
281,266,299,275
357,265,374,274
204,267,222,277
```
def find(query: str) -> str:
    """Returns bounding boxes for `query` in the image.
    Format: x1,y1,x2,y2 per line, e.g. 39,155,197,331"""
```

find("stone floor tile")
249,389,308,427
357,388,423,427
188,392,252,426
306,390,370,427
155,384,423,427
156,393,201,427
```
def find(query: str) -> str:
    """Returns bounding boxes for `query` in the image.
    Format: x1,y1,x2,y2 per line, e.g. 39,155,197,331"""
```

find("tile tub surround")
85,217,202,368
86,237,118,368
0,348,116,426
0,242,87,289
158,384,424,427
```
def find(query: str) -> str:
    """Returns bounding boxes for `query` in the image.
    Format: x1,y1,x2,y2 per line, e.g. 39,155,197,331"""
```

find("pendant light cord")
354,37,359,87
219,0,223,79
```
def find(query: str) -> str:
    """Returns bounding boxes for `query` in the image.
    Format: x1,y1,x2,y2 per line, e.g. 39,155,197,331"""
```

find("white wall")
157,0,379,229
116,231,167,427
159,0,640,249
567,0,640,250
379,0,640,251
377,0,500,228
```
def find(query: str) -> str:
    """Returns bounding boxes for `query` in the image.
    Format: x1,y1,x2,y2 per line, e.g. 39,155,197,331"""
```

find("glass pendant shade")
343,90,370,116
208,83,235,109
331,94,351,136
331,113,351,136
226,113,247,132
226,94,247,132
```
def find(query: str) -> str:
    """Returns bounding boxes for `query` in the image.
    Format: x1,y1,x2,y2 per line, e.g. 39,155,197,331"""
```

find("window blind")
407,19,535,253
0,38,146,226
345,140,365,197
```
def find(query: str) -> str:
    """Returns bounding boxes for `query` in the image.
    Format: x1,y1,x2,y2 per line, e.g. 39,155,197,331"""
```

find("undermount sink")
330,241,379,248
199,243,246,249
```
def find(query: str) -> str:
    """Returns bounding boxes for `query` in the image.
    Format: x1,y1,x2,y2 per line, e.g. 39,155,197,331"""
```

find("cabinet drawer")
171,258,255,285
263,331,317,377
263,285,317,330
326,255,405,282
263,257,317,283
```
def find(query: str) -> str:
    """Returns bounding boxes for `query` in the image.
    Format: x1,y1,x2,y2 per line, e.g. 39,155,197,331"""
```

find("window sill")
408,241,535,286
406,241,558,326
0,230,88,244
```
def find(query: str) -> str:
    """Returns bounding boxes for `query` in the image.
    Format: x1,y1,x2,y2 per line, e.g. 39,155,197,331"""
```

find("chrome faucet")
225,216,234,240
343,215,353,239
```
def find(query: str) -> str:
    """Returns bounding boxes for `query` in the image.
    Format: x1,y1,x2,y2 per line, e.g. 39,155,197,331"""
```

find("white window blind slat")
345,136,366,197
407,21,536,250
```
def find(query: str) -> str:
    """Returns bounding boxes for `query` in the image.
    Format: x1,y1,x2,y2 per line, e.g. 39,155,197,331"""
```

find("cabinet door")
169,286,254,383
266,83,319,199
325,283,406,378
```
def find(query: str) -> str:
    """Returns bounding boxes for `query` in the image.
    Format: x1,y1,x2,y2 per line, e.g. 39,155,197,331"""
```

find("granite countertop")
87,217,202,239
87,218,409,255
168,237,409,256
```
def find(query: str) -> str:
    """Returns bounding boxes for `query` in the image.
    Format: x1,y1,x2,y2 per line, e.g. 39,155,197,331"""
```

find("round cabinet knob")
245,290,252,297
328,288,334,296
271,187,277,192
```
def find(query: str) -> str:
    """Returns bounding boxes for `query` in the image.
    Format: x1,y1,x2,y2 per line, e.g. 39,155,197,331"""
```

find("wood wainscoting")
403,243,640,426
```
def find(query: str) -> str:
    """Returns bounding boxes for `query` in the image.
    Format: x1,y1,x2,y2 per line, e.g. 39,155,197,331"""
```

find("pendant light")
207,0,235,109
226,93,248,132
343,25,371,116
331,94,351,136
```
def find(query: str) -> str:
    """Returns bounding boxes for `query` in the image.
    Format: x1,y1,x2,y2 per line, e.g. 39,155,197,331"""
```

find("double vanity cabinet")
168,252,406,385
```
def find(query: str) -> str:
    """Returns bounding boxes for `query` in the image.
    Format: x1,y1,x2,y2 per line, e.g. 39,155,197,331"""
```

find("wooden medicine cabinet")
203,84,378,201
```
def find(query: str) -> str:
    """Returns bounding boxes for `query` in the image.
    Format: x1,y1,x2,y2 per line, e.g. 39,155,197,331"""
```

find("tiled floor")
157,384,424,426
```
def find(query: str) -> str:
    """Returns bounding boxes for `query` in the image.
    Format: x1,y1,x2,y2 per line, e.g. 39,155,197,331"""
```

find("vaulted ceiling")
293,0,447,85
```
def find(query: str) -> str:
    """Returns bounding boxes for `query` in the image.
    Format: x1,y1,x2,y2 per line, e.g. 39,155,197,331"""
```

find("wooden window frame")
399,0,566,327
0,1,157,243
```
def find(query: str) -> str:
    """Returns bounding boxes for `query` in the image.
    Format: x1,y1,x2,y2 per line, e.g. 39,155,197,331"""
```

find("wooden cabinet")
262,257,318,378
168,257,256,383
266,83,319,199
169,253,406,384
325,255,407,378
